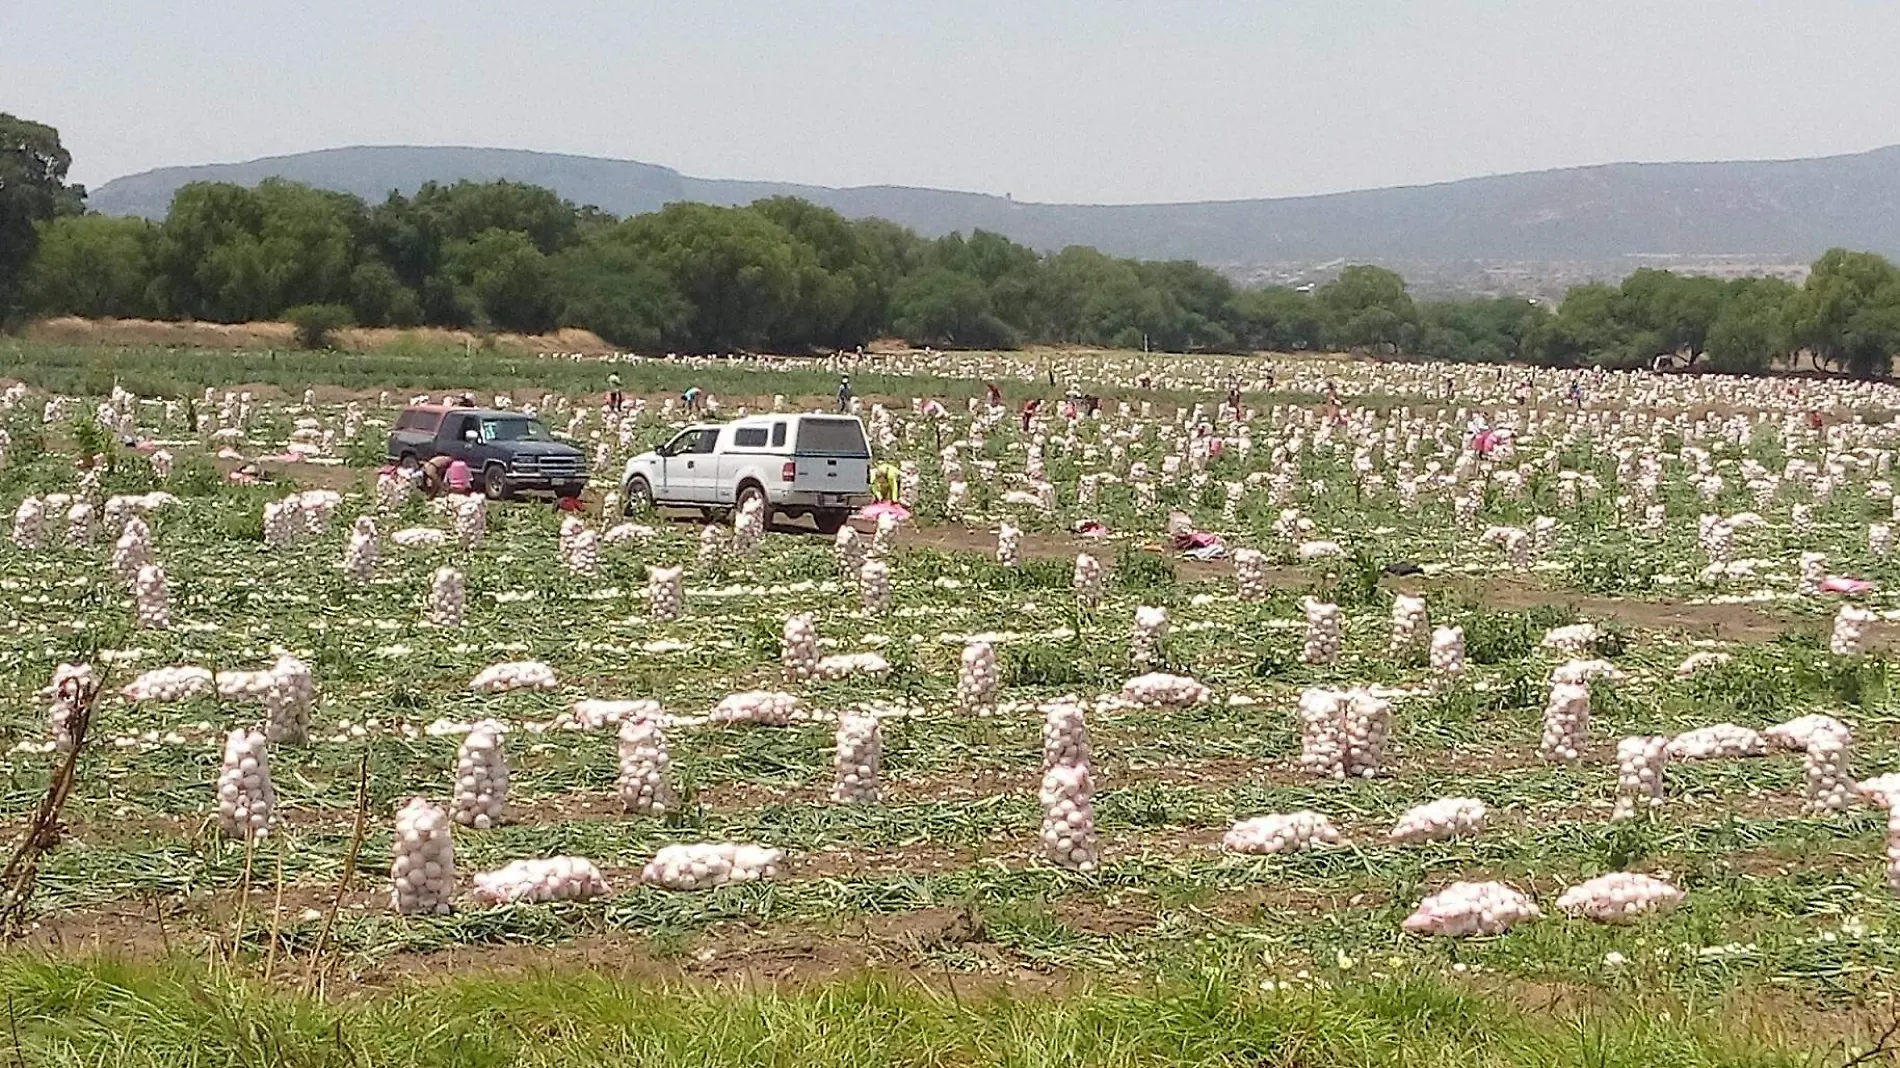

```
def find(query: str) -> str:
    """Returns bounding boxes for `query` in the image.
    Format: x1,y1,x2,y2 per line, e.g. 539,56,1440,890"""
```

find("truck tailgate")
792,455,869,493
792,417,871,495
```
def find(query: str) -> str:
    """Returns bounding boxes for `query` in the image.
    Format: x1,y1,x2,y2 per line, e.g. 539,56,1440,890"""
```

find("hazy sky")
8,0,1900,204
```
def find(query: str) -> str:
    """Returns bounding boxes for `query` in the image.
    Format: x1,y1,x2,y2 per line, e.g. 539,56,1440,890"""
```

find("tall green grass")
0,954,1827,1067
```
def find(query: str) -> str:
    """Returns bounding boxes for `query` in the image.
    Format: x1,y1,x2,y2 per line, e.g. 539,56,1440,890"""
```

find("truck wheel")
736,483,773,529
483,464,510,501
397,452,419,472
624,476,653,515
812,510,849,535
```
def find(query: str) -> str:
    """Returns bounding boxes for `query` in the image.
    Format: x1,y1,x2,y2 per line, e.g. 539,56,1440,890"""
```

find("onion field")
1,344,1898,1066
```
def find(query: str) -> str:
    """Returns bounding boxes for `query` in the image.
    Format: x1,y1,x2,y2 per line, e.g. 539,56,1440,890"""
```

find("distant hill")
89,143,1900,268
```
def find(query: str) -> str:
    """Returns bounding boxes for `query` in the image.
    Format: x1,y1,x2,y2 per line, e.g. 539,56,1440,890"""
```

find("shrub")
286,304,354,350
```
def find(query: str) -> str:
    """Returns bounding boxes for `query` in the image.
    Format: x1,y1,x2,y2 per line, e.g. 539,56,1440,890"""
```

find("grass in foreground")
0,953,1837,1067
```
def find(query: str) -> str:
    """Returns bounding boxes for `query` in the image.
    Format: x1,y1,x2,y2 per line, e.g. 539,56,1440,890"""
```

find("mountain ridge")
89,143,1900,268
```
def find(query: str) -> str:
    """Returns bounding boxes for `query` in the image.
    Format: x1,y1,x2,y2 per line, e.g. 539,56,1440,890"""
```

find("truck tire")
812,510,849,535
736,482,774,529
483,463,510,501
397,452,419,472
624,476,654,515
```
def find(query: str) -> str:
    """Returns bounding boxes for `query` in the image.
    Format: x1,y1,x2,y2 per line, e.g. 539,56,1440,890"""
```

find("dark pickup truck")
385,405,590,500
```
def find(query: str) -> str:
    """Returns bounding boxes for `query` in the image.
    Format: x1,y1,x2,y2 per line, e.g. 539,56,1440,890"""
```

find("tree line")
7,113,1900,375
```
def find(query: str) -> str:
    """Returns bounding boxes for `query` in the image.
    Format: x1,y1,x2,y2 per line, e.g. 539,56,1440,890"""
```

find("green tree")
1705,277,1796,374
749,197,890,348
1316,266,1416,351
1788,249,1900,378
445,228,556,334
1618,269,1725,363
891,267,1017,349
1231,286,1327,351
285,303,353,349
1536,283,1629,367
1417,297,1550,363
148,179,360,321
25,215,155,318
614,203,806,351
0,114,86,319
347,259,421,327
550,237,689,349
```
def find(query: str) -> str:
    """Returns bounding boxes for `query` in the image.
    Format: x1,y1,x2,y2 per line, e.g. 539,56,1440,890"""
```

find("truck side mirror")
463,429,477,441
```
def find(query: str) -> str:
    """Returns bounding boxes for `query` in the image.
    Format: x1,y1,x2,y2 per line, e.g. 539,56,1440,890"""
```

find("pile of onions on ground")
471,857,611,906
1223,811,1343,854
1403,881,1541,937
1666,723,1765,760
710,690,804,726
1120,672,1210,707
122,665,213,702
1387,797,1486,843
1555,873,1684,923
469,661,558,693
642,843,783,890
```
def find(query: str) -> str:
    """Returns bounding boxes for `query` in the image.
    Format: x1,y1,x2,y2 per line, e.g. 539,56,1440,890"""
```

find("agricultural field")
2,339,1900,1065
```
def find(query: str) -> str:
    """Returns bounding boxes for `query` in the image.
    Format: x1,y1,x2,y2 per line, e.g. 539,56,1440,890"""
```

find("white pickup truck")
620,414,873,532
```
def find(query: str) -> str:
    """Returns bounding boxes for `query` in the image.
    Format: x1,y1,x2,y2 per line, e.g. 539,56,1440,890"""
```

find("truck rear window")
795,418,870,457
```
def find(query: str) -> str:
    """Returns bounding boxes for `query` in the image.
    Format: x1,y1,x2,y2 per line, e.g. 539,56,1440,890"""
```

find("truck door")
442,413,479,463
654,428,710,503
681,426,722,503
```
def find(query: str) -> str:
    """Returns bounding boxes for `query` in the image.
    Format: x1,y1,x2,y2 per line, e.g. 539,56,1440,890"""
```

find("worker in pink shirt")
445,458,473,494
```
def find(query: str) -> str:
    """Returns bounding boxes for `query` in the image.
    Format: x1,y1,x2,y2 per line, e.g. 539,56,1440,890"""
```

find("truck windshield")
479,418,550,444
795,418,871,457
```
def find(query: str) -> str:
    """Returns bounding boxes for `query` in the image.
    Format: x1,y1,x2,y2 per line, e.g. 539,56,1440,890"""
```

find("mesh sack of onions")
389,797,457,916
1554,873,1683,924
617,713,675,815
1402,881,1540,937
1223,811,1343,854
642,843,783,890
215,728,276,840
469,661,558,693
1388,797,1487,844
450,721,509,829
470,857,611,906
709,690,803,726
1039,763,1099,871
831,711,883,803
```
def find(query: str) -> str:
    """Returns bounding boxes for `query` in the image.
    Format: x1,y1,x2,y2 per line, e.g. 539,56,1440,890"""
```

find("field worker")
837,375,852,413
870,461,902,502
421,453,452,494
445,457,473,494
683,385,702,415
984,382,1003,408
1225,375,1242,419
608,373,623,411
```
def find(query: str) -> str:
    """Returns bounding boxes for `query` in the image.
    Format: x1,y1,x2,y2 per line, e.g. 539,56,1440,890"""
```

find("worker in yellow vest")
870,461,902,503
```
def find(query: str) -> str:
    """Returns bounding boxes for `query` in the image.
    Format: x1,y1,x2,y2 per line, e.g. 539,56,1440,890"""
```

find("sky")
7,0,1900,204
